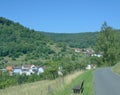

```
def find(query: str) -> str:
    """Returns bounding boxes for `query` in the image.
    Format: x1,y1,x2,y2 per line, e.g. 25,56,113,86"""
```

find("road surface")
94,68,120,95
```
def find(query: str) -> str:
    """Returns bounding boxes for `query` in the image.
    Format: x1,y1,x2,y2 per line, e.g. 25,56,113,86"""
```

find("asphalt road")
94,68,120,95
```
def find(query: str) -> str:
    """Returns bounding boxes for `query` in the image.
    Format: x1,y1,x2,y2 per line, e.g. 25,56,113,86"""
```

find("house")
13,67,22,75
86,64,96,70
6,66,13,71
4,65,44,76
75,48,81,53
6,66,13,76
37,67,44,75
21,65,38,75
91,54,102,57
86,65,91,70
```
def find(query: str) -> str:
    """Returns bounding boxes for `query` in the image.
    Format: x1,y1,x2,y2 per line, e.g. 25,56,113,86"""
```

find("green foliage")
44,61,58,79
0,72,17,89
95,22,120,66
0,17,52,58
113,62,120,75
0,71,46,89
42,32,97,48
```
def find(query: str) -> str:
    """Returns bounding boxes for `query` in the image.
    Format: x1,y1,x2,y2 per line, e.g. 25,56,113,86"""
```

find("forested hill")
0,17,89,71
42,32,97,48
0,17,53,58
0,17,97,59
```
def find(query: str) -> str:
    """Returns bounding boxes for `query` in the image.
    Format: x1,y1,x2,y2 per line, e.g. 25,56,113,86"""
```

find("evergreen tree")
95,22,120,66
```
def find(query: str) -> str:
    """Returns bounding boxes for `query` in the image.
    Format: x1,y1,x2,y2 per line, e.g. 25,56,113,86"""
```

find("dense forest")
0,17,53,58
42,32,97,48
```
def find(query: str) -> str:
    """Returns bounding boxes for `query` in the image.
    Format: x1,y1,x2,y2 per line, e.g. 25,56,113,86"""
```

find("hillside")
42,32,97,48
0,17,53,57
0,17,88,75
0,17,61,66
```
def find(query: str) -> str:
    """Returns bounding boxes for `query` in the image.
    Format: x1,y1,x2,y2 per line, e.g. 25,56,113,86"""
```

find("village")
0,48,100,76
74,48,102,57
0,65,44,76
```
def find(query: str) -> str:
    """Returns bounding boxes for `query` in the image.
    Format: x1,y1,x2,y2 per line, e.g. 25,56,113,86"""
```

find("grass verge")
112,62,120,75
0,71,81,95
0,70,94,95
53,70,94,95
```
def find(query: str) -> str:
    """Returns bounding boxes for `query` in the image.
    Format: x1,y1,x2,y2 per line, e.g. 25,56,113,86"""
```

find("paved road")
94,68,120,95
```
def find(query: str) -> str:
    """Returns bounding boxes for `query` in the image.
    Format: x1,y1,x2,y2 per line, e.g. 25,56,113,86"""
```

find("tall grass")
0,71,82,95
0,70,94,95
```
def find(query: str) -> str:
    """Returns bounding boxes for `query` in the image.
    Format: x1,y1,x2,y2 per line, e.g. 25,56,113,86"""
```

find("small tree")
45,61,58,79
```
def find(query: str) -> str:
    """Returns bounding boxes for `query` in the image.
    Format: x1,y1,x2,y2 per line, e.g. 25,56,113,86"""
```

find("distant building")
37,67,44,75
21,65,38,75
75,48,81,53
86,64,96,70
13,67,22,75
86,65,91,70
6,66,13,76
91,54,102,57
6,66,13,71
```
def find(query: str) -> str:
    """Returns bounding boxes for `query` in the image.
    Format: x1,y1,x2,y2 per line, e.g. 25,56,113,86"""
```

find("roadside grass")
112,62,120,75
53,70,94,95
0,71,82,95
0,70,94,95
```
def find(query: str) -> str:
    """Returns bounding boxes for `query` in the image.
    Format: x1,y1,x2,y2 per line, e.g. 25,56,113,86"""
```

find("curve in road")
94,68,120,95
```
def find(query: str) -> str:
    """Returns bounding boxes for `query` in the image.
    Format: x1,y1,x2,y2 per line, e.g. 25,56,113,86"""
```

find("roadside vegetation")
0,71,81,95
94,22,120,66
0,70,94,95
53,70,94,95
112,62,120,75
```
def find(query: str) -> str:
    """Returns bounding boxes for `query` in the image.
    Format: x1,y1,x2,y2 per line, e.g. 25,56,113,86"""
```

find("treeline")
42,32,97,48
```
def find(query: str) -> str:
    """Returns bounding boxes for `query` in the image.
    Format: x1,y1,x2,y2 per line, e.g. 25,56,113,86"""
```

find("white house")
86,65,92,70
13,68,22,75
91,54,102,57
37,67,44,75
75,49,80,53
21,65,38,75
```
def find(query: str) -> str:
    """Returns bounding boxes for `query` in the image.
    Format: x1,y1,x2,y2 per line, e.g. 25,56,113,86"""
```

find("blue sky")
0,0,120,33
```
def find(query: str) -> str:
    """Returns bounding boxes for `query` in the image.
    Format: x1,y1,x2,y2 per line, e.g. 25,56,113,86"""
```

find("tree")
95,22,120,66
45,61,58,79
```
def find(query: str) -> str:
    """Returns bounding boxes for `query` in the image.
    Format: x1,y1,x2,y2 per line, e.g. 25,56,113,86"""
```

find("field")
0,70,94,95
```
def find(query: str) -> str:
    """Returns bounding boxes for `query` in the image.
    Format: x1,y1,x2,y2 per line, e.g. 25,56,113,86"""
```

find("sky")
0,0,120,33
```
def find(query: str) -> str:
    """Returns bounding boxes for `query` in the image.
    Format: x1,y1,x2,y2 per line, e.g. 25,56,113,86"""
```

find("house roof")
6,66,13,71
